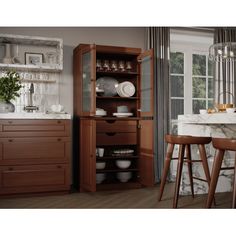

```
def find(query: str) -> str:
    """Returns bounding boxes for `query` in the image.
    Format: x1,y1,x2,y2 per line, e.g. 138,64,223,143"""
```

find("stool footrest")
220,167,234,170
192,177,207,182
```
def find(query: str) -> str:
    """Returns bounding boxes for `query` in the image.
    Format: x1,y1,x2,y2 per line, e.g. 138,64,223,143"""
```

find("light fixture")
209,42,236,62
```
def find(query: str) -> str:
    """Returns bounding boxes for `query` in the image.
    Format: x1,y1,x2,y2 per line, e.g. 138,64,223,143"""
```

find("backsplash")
0,70,60,113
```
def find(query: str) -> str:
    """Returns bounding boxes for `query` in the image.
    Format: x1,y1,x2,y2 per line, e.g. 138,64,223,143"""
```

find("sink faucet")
24,83,39,112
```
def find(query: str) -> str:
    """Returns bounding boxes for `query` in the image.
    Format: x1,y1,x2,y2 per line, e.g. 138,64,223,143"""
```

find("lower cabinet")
0,164,70,194
0,119,71,196
79,118,154,192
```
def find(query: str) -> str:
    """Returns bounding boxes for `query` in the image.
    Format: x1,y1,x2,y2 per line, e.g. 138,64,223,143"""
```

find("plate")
113,112,133,117
116,81,135,97
96,77,118,97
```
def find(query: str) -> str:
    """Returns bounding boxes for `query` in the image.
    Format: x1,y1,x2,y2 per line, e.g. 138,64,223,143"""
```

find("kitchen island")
175,113,236,195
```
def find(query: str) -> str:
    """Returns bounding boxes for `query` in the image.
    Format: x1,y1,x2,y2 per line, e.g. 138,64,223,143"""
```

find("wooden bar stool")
158,134,212,208
206,137,236,208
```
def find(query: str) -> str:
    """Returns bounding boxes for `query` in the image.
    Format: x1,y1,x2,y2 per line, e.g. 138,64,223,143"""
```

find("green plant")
0,71,23,103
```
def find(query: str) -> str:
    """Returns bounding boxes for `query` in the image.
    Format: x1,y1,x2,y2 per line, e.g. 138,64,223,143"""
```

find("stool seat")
206,137,236,208
212,138,236,151
165,135,212,145
159,134,212,208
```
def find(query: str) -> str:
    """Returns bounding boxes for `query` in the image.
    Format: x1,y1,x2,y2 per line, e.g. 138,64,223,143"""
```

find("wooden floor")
0,183,232,208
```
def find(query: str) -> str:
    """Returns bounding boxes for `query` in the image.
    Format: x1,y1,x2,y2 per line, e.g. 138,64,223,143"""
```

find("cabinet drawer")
97,133,137,145
96,120,137,133
0,137,70,165
0,164,70,194
0,119,71,137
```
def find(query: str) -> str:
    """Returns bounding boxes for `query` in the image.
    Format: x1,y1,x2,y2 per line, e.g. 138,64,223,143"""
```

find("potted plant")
0,71,23,113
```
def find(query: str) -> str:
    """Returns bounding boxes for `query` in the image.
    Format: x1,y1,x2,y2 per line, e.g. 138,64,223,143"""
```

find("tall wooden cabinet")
73,44,154,192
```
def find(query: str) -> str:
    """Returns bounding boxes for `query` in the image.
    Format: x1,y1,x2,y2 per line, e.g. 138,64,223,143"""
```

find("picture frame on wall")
25,52,43,65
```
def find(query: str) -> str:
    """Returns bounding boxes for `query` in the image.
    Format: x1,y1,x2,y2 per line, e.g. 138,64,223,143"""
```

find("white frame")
25,52,43,65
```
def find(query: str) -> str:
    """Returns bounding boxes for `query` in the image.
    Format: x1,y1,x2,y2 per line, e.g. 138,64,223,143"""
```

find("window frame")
170,41,214,118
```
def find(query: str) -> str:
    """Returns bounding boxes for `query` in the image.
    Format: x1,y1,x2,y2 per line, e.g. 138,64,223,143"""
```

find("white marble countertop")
178,113,236,124
0,112,71,119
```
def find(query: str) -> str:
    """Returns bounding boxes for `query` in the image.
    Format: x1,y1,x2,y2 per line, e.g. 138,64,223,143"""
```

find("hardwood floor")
0,183,232,208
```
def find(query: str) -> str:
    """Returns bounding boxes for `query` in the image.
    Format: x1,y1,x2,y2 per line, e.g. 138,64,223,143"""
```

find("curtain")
146,27,170,183
214,28,236,105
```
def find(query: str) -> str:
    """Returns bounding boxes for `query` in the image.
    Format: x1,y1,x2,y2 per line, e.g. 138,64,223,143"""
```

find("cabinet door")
0,164,70,194
139,119,154,186
80,119,96,192
0,137,70,165
138,49,154,117
80,44,96,116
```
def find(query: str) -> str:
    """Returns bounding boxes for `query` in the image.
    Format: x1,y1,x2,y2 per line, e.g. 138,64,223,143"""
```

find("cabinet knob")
8,167,13,171
8,121,13,124
8,139,13,142
57,165,62,169
57,120,61,124
57,138,62,142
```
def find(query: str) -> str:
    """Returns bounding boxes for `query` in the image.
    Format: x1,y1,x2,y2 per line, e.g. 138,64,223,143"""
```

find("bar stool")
158,134,212,208
206,137,236,208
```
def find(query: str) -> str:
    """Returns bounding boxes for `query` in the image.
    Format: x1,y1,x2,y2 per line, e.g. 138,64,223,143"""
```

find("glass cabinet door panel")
82,51,92,112
139,49,154,117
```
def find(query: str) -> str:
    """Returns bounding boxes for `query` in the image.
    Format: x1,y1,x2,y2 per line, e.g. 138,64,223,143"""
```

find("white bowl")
115,160,131,169
96,173,106,184
199,109,207,114
95,110,107,116
226,108,236,113
116,172,132,183
51,104,64,113
96,162,106,170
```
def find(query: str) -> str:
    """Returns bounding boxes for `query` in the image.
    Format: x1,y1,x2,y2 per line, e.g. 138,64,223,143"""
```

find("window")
170,32,214,121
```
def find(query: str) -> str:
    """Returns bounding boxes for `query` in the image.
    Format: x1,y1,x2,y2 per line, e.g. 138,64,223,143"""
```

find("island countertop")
178,113,236,124
0,112,71,119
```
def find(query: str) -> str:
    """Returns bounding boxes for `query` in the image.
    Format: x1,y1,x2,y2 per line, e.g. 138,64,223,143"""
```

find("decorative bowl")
116,172,132,182
96,173,106,184
96,162,106,170
115,160,131,169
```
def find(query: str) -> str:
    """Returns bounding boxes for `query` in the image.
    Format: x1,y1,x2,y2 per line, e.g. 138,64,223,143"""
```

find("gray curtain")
214,27,236,105
146,27,170,183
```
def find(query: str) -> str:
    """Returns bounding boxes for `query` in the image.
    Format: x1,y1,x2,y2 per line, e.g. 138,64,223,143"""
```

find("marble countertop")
0,112,71,119
178,113,236,124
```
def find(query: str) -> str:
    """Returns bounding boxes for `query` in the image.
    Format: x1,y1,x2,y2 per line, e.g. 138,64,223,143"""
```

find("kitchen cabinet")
73,44,154,192
0,119,71,195
0,34,63,72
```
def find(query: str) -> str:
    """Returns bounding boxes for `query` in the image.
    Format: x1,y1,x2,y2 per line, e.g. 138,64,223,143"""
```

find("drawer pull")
8,167,13,171
106,120,115,124
105,132,116,136
8,121,13,124
57,138,62,141
8,139,13,142
57,120,61,124
57,165,62,169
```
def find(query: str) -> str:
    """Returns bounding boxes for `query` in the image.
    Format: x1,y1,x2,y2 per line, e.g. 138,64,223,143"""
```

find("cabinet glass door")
138,49,154,117
81,45,96,116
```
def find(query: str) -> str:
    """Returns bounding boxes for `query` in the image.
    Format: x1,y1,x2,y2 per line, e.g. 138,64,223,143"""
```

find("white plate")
116,81,135,97
113,112,133,117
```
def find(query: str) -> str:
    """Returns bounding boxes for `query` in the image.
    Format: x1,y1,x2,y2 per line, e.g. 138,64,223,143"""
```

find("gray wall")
0,27,146,114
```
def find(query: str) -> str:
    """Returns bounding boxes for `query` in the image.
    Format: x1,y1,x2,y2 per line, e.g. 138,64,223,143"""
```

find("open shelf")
96,96,138,100
96,155,139,160
96,71,138,77
96,168,138,173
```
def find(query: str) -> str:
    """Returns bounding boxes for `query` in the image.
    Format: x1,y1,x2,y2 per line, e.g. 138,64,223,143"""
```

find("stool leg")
186,144,194,198
206,149,224,208
232,154,236,208
198,144,216,205
158,143,174,201
173,144,185,208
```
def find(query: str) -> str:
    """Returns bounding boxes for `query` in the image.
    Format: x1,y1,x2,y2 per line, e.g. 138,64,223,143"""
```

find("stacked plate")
116,81,135,97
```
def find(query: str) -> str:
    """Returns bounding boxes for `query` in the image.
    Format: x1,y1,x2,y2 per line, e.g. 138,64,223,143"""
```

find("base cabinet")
0,119,71,196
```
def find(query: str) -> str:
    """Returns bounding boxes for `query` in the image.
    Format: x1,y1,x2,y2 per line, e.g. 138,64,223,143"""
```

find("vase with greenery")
0,71,23,113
